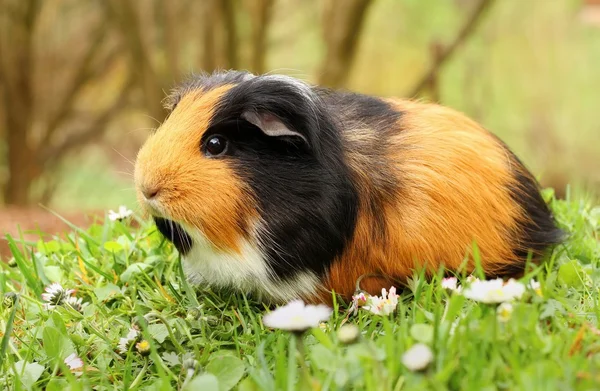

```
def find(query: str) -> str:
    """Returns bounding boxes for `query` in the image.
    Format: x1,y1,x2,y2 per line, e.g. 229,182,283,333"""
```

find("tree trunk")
201,0,218,71
160,0,179,79
219,0,238,69
1,0,40,205
248,0,275,75
318,0,374,88
4,112,37,206
106,0,165,123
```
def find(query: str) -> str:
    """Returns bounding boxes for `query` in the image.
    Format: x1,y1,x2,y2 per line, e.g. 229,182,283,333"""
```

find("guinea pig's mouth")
153,217,194,255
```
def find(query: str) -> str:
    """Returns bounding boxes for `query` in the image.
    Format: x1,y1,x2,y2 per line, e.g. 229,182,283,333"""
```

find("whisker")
142,114,163,127
111,148,136,167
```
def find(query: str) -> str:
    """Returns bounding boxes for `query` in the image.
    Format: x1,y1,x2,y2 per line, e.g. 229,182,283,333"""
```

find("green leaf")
184,373,220,391
206,355,245,391
588,206,600,228
46,379,68,391
238,377,261,391
148,324,170,344
43,326,74,360
540,299,566,319
0,294,19,368
162,351,180,367
309,344,338,372
120,263,152,282
44,241,62,254
334,368,350,387
43,266,63,282
94,283,122,301
410,323,434,344
311,326,334,349
558,259,589,288
103,241,124,253
49,312,68,336
541,188,555,203
13,361,45,390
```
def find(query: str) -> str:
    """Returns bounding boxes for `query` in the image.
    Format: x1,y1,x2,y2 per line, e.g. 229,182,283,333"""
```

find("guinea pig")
134,70,562,304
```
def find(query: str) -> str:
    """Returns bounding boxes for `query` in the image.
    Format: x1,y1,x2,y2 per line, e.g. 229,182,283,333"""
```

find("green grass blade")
0,293,19,368
6,234,42,296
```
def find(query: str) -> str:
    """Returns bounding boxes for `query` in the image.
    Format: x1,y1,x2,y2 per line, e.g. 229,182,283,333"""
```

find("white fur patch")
179,222,322,303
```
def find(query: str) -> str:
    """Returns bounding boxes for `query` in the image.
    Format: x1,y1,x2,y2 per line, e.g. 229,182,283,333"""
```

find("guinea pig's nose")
141,184,161,200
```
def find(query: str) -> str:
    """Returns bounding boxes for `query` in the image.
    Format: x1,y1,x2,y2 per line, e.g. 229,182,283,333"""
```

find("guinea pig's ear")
241,111,308,143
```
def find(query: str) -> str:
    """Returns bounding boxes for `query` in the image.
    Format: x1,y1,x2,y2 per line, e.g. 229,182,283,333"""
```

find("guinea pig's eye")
204,135,228,157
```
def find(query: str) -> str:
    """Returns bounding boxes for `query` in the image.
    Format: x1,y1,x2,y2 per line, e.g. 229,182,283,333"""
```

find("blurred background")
0,0,599,239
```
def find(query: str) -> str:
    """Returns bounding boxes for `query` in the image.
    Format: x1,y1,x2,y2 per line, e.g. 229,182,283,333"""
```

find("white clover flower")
262,300,332,332
64,353,84,374
118,327,140,354
41,283,75,309
108,206,133,221
528,279,542,296
363,287,399,316
441,277,462,292
462,278,525,303
402,343,434,371
65,296,88,313
496,302,514,323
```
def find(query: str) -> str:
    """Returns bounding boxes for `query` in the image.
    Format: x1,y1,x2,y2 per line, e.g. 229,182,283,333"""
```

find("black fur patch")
164,70,253,111
154,217,194,255
320,90,403,241
503,150,563,274
201,74,360,280
320,89,401,134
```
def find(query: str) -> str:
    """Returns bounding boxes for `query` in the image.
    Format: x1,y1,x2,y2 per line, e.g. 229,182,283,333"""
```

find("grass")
1,188,599,390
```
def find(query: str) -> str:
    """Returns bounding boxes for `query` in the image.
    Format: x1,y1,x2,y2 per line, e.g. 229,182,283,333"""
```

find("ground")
0,207,103,261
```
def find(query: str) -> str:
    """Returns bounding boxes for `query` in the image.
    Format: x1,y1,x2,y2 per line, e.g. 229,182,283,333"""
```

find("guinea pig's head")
134,71,357,300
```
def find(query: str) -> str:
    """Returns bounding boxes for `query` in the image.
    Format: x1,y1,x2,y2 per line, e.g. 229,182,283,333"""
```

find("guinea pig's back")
324,95,561,297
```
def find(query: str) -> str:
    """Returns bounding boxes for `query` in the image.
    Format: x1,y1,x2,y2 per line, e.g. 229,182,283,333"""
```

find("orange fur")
134,85,257,252
325,99,529,299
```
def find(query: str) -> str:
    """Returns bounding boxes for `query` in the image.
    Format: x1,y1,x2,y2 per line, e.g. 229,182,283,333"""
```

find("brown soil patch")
0,207,104,261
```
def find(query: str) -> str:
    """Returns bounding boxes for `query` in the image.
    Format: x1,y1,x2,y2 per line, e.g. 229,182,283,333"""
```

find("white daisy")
65,296,88,313
349,291,369,315
118,327,140,354
352,292,368,307
528,279,542,296
41,283,75,309
496,302,514,323
466,275,480,283
441,277,461,292
262,300,332,332
64,352,84,374
108,206,133,221
402,343,434,371
337,324,360,344
363,286,399,316
462,278,525,303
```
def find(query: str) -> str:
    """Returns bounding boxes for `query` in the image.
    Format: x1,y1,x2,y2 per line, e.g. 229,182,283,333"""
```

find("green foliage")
1,191,599,390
